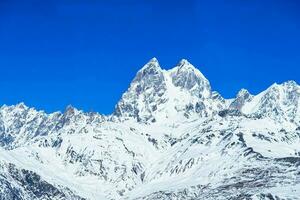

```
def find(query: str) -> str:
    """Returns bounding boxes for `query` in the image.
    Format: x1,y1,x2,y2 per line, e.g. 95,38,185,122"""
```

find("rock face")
229,89,253,111
0,162,84,200
0,58,300,200
169,59,211,98
114,58,168,122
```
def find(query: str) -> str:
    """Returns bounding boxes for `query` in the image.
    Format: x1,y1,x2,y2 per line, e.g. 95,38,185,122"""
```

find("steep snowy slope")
0,58,299,200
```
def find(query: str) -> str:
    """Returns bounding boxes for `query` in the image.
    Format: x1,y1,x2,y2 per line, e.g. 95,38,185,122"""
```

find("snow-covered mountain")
0,58,299,200
114,58,226,123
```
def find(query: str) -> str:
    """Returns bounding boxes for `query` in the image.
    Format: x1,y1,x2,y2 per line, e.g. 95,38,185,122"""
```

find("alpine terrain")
0,58,299,200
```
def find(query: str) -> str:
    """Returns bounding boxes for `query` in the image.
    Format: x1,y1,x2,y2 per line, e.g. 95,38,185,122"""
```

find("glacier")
0,58,299,200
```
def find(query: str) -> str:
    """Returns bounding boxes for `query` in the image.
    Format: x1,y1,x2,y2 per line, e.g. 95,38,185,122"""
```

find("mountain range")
0,58,299,200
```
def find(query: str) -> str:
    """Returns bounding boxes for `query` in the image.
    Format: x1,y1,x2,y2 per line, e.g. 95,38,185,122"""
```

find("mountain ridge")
0,58,299,200
3,58,298,119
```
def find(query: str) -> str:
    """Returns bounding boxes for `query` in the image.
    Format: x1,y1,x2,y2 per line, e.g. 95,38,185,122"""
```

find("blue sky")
0,0,299,114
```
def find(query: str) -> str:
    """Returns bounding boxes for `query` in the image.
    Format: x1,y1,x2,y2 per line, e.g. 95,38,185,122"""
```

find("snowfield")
0,58,299,200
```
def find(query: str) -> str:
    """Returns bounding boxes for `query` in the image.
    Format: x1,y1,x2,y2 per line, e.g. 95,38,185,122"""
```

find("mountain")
114,58,225,123
0,58,299,200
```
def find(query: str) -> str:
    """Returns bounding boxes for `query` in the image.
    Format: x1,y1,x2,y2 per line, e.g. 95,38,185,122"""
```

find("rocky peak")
281,80,298,88
114,58,222,122
113,58,167,122
239,81,300,123
237,89,252,99
133,58,161,81
168,59,211,98
173,59,207,80
1,102,29,113
131,57,165,95
15,102,28,110
261,81,299,104
61,105,86,127
229,89,253,111
64,105,77,116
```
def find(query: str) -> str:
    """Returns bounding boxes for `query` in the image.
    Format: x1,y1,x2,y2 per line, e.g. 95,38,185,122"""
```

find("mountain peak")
229,89,253,111
132,58,163,84
172,59,207,80
15,102,28,110
114,58,167,121
264,80,299,96
281,80,298,88
237,88,252,98
238,80,299,122
64,104,79,116
114,58,218,122
139,57,161,71
168,59,211,98
149,57,158,63
178,58,190,66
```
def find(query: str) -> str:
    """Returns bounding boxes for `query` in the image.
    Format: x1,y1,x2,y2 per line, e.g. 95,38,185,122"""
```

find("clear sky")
0,0,299,114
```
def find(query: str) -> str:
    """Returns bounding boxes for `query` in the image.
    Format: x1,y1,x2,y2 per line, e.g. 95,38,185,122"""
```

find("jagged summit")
132,58,163,84
136,58,208,85
15,102,28,109
113,58,166,121
168,59,211,98
64,104,79,116
283,80,298,87
237,88,251,98
137,57,161,74
229,89,253,111
170,58,208,82
174,59,194,71
1,102,29,111
236,81,300,123
0,102,30,114
114,58,218,122
260,80,299,94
